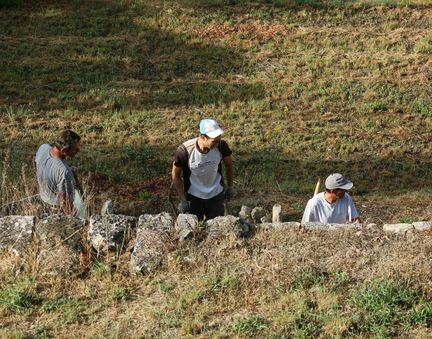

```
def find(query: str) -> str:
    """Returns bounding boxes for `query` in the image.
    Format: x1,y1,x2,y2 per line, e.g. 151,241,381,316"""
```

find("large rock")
383,223,414,234
129,213,173,274
0,216,34,256
35,215,85,276
205,215,252,238
412,221,432,231
175,213,198,241
88,214,137,253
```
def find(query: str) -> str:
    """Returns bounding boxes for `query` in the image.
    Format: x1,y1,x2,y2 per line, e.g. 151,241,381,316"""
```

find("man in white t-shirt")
301,173,360,224
172,118,236,220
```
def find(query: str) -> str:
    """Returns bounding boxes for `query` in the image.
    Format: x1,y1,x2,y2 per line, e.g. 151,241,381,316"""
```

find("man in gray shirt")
35,130,81,215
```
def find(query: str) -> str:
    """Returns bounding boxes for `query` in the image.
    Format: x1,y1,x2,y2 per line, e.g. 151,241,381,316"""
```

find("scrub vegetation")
1,0,432,337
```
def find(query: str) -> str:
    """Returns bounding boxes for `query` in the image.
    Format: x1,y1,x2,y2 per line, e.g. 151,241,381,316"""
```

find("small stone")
88,214,137,252
101,200,114,216
272,204,282,223
329,223,362,230
175,213,198,241
383,223,413,234
205,215,251,238
260,214,272,223
251,207,266,223
138,212,173,233
366,223,380,231
260,222,300,230
302,222,328,230
238,206,252,220
412,221,432,231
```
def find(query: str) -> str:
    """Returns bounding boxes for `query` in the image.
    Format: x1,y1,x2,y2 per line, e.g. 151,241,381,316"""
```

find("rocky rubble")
2,203,432,276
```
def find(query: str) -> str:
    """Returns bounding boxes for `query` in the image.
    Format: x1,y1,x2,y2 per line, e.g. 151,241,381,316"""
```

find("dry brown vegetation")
2,228,432,337
2,0,432,336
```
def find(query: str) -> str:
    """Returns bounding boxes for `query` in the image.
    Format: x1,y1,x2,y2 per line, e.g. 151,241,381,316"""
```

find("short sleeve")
301,199,313,223
174,144,188,167
219,140,232,158
57,168,74,196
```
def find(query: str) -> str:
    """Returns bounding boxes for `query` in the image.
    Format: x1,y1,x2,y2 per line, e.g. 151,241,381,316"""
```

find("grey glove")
178,200,190,213
225,187,237,201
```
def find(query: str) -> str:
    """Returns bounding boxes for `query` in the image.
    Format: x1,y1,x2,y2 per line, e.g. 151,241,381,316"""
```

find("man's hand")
178,200,190,213
225,187,237,201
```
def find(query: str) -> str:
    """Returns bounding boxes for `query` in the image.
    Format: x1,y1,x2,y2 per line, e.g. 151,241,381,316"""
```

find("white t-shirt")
301,192,359,224
187,146,224,199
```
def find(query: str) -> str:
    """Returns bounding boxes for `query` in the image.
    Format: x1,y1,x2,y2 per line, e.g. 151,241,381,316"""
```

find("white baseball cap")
199,119,224,138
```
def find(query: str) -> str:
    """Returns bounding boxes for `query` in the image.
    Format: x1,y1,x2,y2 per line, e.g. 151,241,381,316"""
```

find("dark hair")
53,130,80,150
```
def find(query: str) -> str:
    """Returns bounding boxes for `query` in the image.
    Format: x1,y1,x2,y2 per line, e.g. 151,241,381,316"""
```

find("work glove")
225,187,237,201
178,200,190,213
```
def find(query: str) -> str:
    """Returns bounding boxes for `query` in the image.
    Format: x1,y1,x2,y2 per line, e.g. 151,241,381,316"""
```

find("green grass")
233,315,269,333
349,278,424,336
0,279,41,313
2,0,432,336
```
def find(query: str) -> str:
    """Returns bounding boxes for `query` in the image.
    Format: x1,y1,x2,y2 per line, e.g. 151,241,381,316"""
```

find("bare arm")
352,217,361,223
172,163,186,201
222,155,234,188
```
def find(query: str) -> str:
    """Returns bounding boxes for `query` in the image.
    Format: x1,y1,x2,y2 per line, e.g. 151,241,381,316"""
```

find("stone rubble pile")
1,204,432,275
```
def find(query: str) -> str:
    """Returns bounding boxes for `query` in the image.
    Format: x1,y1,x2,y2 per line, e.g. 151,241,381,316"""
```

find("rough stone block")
272,204,282,223
129,213,173,274
260,222,300,230
366,223,380,231
413,221,432,231
35,215,85,276
329,223,363,230
251,207,266,223
383,223,414,233
138,212,173,233
302,222,328,230
205,215,251,238
238,206,252,221
175,213,198,241
0,216,34,256
88,214,137,252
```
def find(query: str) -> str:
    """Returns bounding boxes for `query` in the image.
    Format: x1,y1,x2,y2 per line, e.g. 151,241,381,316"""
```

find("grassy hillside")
1,0,432,221
1,0,432,337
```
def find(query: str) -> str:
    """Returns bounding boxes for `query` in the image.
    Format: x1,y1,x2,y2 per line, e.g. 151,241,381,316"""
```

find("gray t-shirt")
35,144,74,206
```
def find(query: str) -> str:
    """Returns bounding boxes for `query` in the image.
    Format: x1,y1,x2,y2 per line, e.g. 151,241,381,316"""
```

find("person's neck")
197,138,209,153
50,146,65,159
324,191,337,204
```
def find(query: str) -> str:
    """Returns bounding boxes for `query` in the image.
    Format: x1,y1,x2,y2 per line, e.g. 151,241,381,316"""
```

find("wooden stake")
313,178,321,196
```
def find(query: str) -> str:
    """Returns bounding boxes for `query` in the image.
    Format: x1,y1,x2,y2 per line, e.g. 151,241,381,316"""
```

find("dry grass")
2,228,432,337
2,0,432,336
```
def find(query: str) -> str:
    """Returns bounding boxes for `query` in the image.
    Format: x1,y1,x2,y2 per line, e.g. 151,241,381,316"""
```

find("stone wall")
1,205,431,275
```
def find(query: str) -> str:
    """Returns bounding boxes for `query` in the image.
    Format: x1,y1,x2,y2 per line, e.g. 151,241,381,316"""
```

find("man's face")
203,135,221,150
64,142,80,158
334,188,346,199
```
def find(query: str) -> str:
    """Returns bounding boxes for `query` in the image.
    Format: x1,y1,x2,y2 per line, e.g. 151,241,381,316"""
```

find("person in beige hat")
301,173,360,224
